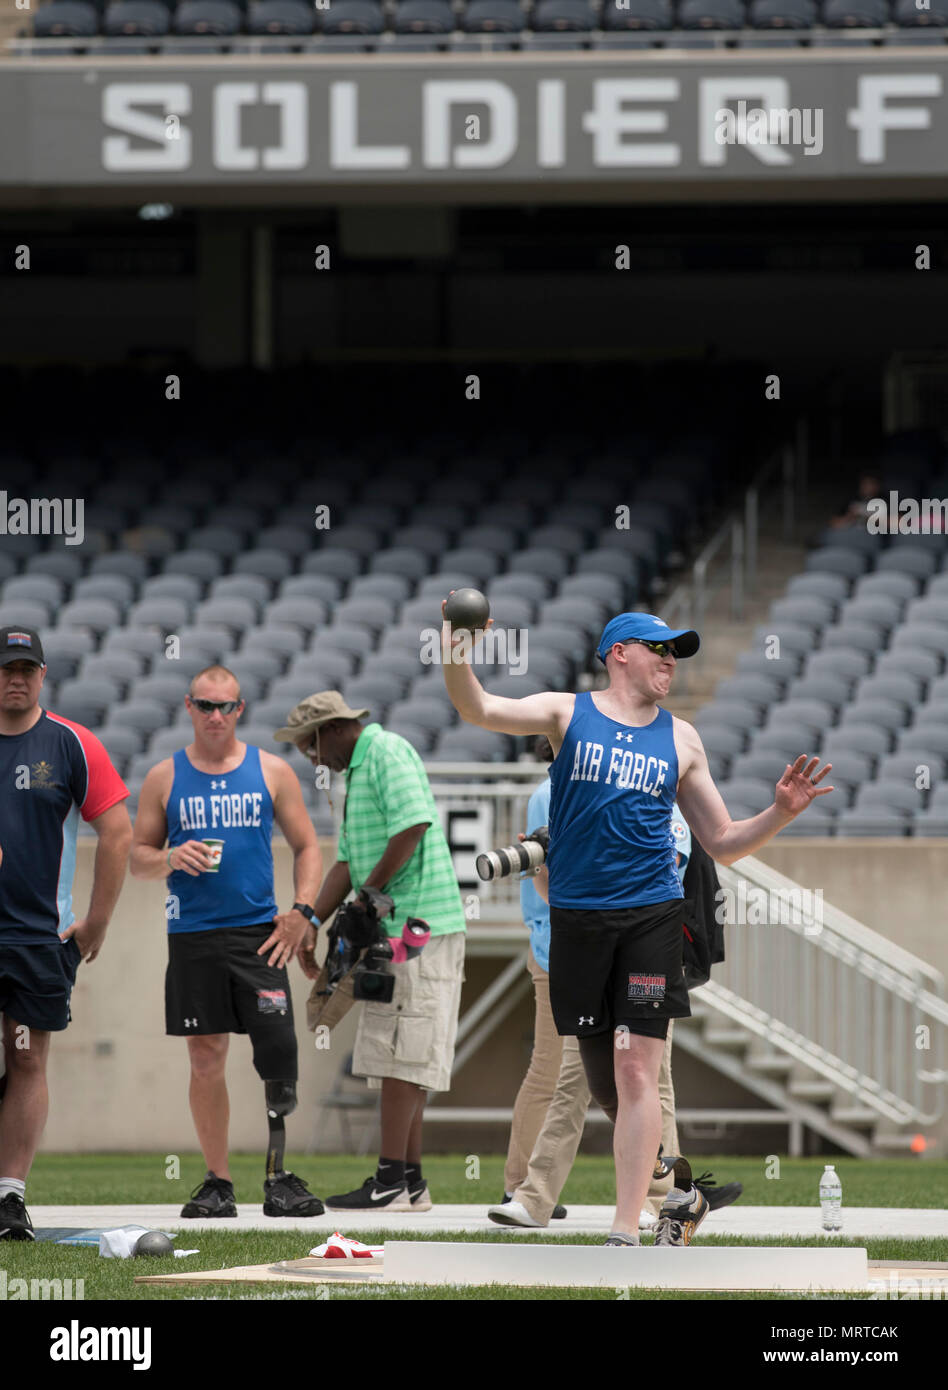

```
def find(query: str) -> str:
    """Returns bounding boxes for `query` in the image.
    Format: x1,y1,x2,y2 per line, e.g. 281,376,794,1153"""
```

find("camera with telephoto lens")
325,886,431,1003
476,826,549,882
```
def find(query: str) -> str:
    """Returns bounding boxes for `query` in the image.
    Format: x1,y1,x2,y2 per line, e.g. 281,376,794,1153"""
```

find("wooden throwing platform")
135,1256,383,1288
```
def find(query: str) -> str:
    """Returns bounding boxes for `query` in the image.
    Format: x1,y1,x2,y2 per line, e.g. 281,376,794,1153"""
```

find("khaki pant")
507,953,680,1222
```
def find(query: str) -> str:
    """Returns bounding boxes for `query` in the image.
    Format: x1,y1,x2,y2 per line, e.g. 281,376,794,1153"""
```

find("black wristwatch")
292,902,317,923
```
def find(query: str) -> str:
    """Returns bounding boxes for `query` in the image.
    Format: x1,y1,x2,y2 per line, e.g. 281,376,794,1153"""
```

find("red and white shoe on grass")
308,1232,384,1260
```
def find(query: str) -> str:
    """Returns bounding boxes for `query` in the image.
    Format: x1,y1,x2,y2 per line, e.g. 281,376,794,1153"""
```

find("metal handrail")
711,854,946,1128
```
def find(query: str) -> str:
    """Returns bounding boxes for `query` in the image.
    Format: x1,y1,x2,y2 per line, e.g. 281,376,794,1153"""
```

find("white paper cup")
202,839,224,872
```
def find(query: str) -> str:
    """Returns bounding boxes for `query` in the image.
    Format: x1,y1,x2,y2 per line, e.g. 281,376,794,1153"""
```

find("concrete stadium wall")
30,837,948,1156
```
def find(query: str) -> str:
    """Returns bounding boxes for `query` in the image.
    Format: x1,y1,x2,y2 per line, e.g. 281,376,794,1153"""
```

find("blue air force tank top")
165,745,278,933
547,692,682,910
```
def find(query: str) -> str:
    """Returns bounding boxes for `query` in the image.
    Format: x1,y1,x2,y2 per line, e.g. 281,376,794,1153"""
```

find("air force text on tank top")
166,745,278,933
548,692,682,910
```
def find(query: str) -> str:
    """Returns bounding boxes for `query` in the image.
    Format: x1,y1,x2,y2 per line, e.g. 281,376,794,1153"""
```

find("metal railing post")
731,519,744,621
782,443,795,541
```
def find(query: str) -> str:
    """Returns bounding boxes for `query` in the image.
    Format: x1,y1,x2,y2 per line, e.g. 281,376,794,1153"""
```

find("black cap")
0,627,45,667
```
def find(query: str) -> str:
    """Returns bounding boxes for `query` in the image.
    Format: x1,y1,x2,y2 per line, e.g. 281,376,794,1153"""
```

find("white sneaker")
639,1208,656,1231
487,1201,546,1228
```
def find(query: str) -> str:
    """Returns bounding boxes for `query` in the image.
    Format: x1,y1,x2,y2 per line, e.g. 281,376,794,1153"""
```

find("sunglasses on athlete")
189,697,242,715
624,638,679,659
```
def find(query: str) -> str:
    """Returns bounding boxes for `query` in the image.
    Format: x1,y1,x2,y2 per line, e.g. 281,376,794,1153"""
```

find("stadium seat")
369,549,432,584
140,575,202,607
877,548,939,581
876,649,942,684
33,0,100,35
321,0,385,32
264,596,329,634
735,649,803,681
128,598,191,632
103,0,171,35
840,697,907,733
186,527,247,559
841,596,904,632
2,574,66,608
233,550,295,583
393,0,454,31
813,747,875,790
206,576,270,608
906,597,948,627
785,572,850,605
165,550,225,584
194,597,260,635
288,651,359,686
429,726,512,761
804,649,872,683
679,0,745,22
460,0,526,31
892,623,948,661
714,674,785,709
748,0,817,22
763,699,835,737
696,725,748,759
172,0,242,33
821,622,883,657
835,808,908,837
281,574,345,606
751,623,817,660
246,0,316,32
787,673,852,709
387,697,455,734
830,0,891,21
600,0,673,26
559,573,624,610
542,596,606,637
696,699,763,733
804,548,870,579
301,551,364,583
79,651,144,687
858,673,923,709
750,728,817,760
25,554,84,585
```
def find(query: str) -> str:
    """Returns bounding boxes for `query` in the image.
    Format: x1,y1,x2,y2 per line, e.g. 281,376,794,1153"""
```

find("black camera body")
326,886,397,1003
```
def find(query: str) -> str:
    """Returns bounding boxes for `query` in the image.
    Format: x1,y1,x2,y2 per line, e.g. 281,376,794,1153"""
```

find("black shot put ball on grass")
134,1231,175,1257
444,588,490,632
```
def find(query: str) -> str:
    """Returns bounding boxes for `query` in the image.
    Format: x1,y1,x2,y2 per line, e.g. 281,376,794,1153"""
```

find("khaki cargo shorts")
352,930,466,1094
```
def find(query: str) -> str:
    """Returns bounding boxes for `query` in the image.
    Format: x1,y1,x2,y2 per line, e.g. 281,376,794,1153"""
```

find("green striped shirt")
337,724,466,938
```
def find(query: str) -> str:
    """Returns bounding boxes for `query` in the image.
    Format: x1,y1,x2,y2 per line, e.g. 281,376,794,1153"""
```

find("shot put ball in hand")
444,588,491,632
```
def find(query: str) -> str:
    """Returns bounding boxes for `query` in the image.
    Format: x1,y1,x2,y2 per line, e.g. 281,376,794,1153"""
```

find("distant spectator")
830,474,882,529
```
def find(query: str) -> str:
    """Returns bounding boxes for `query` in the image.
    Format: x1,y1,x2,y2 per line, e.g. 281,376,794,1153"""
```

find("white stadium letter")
423,82,517,169
699,78,794,166
847,74,942,164
581,80,681,167
213,82,308,172
538,80,566,168
330,82,411,170
102,84,192,172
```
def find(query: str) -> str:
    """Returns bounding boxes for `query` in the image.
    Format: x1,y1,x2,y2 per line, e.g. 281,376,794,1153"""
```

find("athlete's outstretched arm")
676,723,833,867
440,607,573,742
259,756,324,968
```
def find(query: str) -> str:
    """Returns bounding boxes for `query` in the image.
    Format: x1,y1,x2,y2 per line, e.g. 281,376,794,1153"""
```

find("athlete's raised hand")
775,756,834,818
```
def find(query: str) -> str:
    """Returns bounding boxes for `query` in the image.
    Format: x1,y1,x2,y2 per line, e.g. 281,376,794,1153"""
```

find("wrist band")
167,848,176,870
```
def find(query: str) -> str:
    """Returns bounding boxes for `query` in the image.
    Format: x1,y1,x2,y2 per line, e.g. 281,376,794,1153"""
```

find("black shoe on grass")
180,1172,237,1218
694,1171,743,1212
326,1176,411,1211
0,1192,34,1241
263,1171,324,1217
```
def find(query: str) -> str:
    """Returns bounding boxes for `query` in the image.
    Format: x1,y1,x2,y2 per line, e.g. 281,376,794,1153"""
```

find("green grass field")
5,1152,945,1302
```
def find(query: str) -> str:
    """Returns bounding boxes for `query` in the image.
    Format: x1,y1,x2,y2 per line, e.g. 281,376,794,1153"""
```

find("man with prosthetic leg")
443,605,833,1247
132,665,325,1219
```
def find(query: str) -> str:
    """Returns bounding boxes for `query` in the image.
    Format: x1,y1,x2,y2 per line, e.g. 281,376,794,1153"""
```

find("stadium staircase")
673,853,948,1157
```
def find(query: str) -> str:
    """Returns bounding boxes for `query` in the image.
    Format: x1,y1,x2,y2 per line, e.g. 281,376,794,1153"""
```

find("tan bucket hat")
272,690,370,743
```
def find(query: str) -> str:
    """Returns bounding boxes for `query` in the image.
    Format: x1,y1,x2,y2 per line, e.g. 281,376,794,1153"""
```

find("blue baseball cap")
596,613,700,664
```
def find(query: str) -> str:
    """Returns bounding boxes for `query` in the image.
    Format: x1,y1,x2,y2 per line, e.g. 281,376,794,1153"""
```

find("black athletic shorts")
0,936,82,1032
165,923,296,1043
548,901,691,1041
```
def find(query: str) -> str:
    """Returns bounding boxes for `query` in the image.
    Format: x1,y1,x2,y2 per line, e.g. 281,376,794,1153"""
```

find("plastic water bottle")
819,1164,842,1232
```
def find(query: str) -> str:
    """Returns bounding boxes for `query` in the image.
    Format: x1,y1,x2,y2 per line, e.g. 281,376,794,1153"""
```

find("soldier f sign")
97,67,946,179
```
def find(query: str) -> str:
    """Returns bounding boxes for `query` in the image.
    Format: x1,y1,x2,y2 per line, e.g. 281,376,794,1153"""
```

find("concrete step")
745,1054,796,1077
831,1107,881,1128
789,1079,838,1103
704,1028,751,1051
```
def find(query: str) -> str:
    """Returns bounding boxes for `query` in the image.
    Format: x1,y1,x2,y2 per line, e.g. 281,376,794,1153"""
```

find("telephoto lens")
476,836,547,882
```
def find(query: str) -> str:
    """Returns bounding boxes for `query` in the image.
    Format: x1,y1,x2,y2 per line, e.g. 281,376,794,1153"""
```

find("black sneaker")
180,1172,237,1219
694,1171,743,1212
408,1179,432,1211
0,1192,34,1241
263,1171,325,1217
326,1176,411,1211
